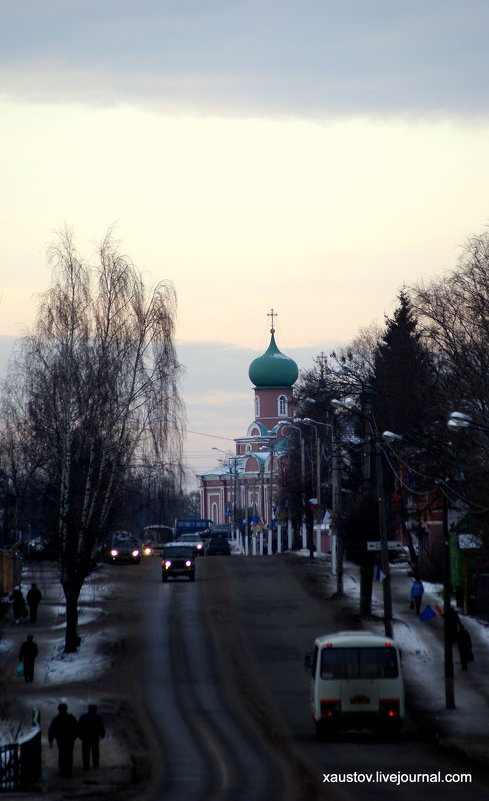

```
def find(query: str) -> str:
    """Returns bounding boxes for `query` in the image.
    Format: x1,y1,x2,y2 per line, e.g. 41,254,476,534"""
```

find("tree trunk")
360,552,375,616
63,582,82,653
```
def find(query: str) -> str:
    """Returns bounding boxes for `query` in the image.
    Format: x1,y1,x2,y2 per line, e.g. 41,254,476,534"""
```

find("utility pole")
375,435,393,638
332,416,343,596
442,490,456,709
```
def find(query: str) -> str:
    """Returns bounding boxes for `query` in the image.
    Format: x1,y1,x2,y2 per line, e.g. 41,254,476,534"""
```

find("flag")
435,604,443,615
308,498,318,510
420,604,437,622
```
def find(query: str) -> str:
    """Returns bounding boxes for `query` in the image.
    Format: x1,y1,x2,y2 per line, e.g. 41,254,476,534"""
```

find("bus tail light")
379,698,400,718
320,699,341,719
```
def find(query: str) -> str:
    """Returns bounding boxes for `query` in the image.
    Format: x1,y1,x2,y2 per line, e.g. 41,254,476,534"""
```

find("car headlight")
144,547,152,556
110,549,118,557
196,543,203,550
185,560,192,567
132,549,140,557
164,560,172,568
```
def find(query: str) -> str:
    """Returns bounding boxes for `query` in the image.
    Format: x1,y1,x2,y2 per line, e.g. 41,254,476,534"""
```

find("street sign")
367,541,403,551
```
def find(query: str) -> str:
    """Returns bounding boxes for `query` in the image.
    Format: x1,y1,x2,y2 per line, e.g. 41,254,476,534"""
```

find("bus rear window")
320,647,398,680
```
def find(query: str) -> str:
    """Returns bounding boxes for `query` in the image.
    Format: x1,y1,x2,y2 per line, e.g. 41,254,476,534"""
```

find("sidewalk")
336,556,489,762
0,561,141,800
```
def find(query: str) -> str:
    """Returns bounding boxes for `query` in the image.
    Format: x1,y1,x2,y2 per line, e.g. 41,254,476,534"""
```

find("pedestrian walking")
78,704,105,770
48,703,79,778
26,583,43,623
456,623,473,671
18,634,38,683
9,586,28,623
410,577,424,614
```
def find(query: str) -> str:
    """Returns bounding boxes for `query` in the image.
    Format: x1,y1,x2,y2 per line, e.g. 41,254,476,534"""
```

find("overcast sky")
2,1,489,480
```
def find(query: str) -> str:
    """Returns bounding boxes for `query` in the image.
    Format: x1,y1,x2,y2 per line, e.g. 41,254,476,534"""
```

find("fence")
0,726,41,792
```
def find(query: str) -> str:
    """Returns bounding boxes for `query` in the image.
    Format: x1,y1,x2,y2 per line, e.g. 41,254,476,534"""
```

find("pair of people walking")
48,703,105,777
10,583,43,624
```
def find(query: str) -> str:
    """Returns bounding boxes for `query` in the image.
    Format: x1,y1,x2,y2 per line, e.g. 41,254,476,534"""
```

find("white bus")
306,631,405,738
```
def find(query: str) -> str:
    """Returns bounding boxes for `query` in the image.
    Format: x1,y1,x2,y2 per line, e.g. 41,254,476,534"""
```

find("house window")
278,395,287,416
255,395,260,417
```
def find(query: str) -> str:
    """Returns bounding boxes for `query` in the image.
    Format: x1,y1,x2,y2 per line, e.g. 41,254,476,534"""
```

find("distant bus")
141,524,175,555
174,518,214,538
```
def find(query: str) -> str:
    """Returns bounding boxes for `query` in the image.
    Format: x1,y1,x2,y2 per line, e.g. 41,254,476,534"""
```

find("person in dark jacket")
26,583,43,623
9,586,27,624
18,634,38,683
78,704,105,770
456,624,473,671
48,703,79,777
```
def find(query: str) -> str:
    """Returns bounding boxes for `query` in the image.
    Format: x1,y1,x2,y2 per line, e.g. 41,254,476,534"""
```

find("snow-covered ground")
3,549,489,747
1,563,119,743
297,549,489,741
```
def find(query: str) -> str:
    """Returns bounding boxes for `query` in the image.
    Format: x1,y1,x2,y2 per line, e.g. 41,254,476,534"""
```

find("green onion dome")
248,332,298,388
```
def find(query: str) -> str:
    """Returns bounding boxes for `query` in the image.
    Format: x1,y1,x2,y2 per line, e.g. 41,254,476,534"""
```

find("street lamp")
383,430,456,710
333,398,393,637
447,411,473,429
279,421,306,552
300,417,343,595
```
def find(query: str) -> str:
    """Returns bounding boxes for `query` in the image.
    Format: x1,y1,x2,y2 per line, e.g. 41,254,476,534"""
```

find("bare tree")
6,226,184,651
410,230,489,417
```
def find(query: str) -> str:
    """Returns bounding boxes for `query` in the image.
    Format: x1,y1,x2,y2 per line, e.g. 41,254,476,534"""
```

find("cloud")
2,1,489,116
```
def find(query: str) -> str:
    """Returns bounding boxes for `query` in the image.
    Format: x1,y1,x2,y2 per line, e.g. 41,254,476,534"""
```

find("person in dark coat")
78,704,105,770
18,634,38,683
26,583,43,623
456,624,473,671
9,586,27,624
48,703,79,777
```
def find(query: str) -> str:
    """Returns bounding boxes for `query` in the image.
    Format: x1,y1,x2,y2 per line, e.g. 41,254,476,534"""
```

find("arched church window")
255,395,260,417
278,395,287,416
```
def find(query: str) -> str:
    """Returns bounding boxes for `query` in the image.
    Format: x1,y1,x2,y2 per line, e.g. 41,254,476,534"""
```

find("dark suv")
206,535,231,556
162,543,196,582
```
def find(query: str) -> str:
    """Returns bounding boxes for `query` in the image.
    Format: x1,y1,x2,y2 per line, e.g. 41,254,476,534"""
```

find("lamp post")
212,447,232,525
382,431,455,709
300,417,343,595
279,421,306,549
332,399,393,637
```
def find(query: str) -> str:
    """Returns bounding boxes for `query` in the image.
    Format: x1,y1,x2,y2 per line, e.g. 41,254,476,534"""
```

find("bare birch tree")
7,226,184,651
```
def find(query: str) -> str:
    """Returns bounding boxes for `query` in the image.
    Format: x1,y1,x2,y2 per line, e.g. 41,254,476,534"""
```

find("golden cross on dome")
267,308,277,333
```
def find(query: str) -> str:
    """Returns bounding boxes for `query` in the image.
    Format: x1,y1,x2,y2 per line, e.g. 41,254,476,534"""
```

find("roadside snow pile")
43,628,114,685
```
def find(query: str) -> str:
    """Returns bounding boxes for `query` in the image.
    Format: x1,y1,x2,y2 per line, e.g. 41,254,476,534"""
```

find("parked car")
106,531,141,564
206,535,231,556
162,543,196,581
177,532,205,555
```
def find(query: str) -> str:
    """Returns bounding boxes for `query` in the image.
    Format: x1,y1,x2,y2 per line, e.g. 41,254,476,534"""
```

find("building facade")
198,321,299,530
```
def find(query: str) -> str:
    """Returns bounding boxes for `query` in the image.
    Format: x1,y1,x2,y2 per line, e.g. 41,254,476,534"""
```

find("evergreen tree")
371,290,438,442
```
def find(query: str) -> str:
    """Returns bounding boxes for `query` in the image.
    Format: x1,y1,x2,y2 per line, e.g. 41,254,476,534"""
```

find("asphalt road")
139,554,489,801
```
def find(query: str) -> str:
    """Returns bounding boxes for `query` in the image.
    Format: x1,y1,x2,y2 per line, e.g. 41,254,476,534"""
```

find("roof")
314,631,400,648
248,332,298,389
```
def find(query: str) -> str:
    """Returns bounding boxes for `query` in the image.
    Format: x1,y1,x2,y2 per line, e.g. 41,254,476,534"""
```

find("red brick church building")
198,316,299,534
